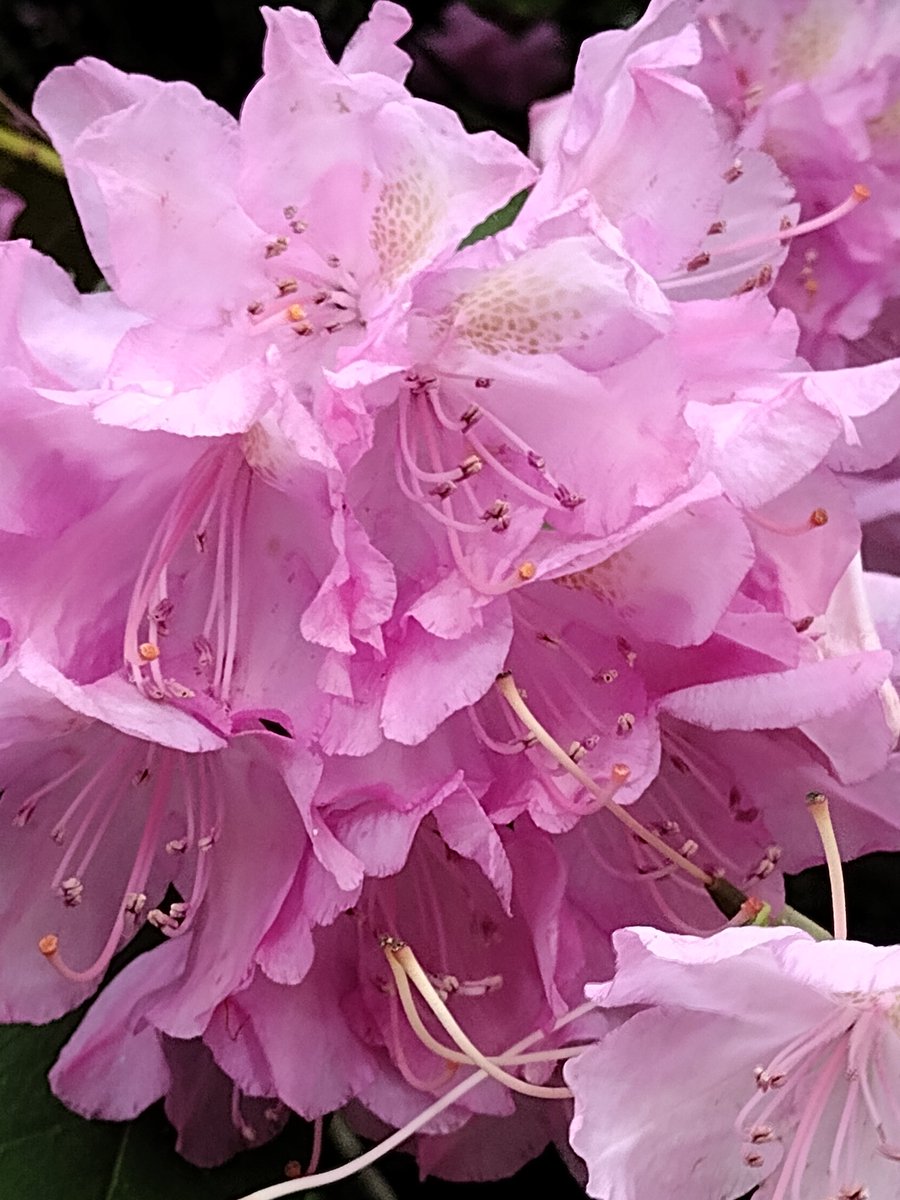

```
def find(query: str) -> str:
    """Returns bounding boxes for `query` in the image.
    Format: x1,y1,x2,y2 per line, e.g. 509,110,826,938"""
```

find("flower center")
661,183,869,299
243,209,362,342
21,738,219,984
123,443,251,709
395,372,583,594
737,998,900,1200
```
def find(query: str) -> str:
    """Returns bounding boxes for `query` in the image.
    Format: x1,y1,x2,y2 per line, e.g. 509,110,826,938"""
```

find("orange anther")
517,561,537,581
38,934,59,957
853,182,871,202
138,642,160,661
810,508,829,527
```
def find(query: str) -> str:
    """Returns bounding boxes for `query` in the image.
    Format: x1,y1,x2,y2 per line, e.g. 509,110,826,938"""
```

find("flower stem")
0,125,64,176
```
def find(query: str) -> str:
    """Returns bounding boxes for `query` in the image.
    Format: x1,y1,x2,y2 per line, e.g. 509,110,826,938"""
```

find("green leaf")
457,188,530,249
0,1014,325,1200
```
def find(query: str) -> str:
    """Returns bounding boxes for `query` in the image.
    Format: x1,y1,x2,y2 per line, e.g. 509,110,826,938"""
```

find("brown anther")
793,615,814,633
150,597,173,626
460,404,482,429
757,265,773,287
527,450,546,471
568,740,587,763
482,500,511,530
38,934,58,958
379,934,406,952
780,215,794,231
265,237,289,259
617,712,636,734
286,303,306,323
517,561,537,581
853,182,872,202
753,1065,786,1091
723,161,744,183
749,1124,775,1144
810,507,829,527
743,1152,764,1168
595,668,618,684
283,205,297,220
246,300,264,316
166,681,195,699
284,1162,303,1181
474,377,492,388
457,454,483,479
707,220,726,235
806,790,828,807
290,219,308,234
612,763,631,782
139,642,160,662
555,485,586,510
277,278,298,296
59,877,83,907
686,251,711,272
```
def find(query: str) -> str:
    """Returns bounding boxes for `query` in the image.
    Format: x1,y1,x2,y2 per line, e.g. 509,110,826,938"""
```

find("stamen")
496,672,712,885
233,1001,598,1200
13,758,84,826
806,791,848,939
386,943,572,1099
769,1042,846,1200
383,943,584,1069
747,506,829,537
38,755,175,984
662,186,871,290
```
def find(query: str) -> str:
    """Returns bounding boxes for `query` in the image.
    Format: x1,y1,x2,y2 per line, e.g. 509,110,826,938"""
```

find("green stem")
772,903,833,941
0,126,64,177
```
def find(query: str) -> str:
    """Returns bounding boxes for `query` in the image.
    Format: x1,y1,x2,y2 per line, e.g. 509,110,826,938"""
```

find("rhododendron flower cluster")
4,0,900,1196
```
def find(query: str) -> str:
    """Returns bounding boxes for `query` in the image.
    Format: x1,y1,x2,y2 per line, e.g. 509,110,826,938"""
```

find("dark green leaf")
457,188,530,248
0,1015,324,1200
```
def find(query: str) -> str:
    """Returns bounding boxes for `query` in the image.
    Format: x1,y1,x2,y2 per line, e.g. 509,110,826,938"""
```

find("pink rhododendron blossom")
0,651,308,1027
694,0,900,366
4,0,900,1190
0,187,23,239
527,0,801,298
569,925,900,1200
30,3,534,439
